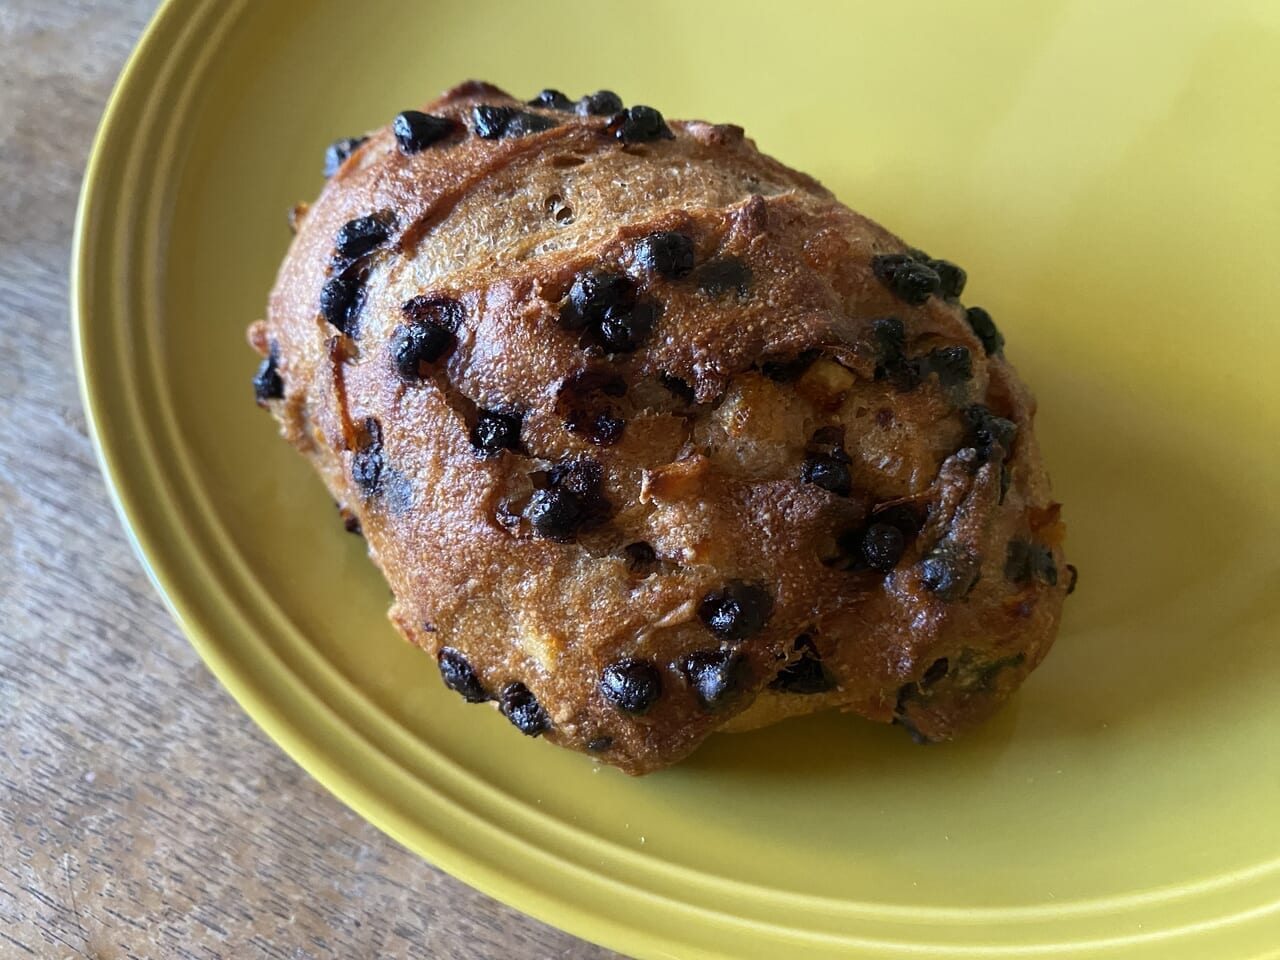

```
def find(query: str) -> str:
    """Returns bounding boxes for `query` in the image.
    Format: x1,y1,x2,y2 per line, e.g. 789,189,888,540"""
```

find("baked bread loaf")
249,81,1073,775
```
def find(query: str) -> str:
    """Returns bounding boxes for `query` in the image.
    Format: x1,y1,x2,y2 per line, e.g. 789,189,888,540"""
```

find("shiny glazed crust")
249,81,1071,775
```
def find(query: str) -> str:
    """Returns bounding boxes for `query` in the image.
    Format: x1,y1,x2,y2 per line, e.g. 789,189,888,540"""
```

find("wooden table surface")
0,3,623,956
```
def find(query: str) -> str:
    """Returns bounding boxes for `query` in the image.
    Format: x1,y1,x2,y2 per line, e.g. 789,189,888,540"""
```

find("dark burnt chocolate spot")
922,657,950,687
698,581,773,642
692,256,751,298
860,522,905,572
390,322,454,380
606,105,673,143
680,649,749,710
438,647,488,703
319,269,368,336
769,635,835,694
525,487,584,541
393,110,456,153
335,213,393,260
401,295,464,331
561,271,636,330
801,451,852,496
600,658,663,715
499,682,550,736
472,104,560,139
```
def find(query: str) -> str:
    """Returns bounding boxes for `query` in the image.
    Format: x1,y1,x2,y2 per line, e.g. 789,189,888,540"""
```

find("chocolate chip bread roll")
249,80,1073,775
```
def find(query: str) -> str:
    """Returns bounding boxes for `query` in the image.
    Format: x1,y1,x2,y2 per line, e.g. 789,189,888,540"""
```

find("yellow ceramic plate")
74,1,1280,957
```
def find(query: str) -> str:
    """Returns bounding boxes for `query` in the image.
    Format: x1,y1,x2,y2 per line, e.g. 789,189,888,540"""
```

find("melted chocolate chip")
872,253,941,305
600,658,663,715
698,582,773,642
402,294,464,331
769,636,834,694
471,409,523,454
800,452,852,496
872,317,919,391
920,540,980,600
561,272,636,330
962,405,1018,464
680,649,748,710
393,110,456,153
930,259,967,299
319,271,367,336
634,231,695,279
324,136,368,178
965,306,1005,356
499,682,550,736
472,104,560,139
861,522,906,572
528,89,573,111
596,301,657,353
577,90,624,116
606,105,674,143
253,344,284,404
437,647,488,703
525,487,583,541
586,735,614,752
390,322,454,381
335,214,393,260
692,256,751,298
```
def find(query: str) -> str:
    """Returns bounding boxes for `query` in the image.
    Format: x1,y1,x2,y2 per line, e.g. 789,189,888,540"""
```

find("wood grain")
0,3,622,957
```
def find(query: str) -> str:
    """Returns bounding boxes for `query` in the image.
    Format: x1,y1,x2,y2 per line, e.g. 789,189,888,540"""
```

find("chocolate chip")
470,409,523,455
922,657,950,687
872,317,919,391
861,523,905,572
930,259,967,299
335,214,393,260
393,110,456,153
525,487,584,541
390,321,454,381
634,231,695,279
920,540,980,600
680,650,748,710
561,272,636,330
698,582,773,642
962,405,1017,464
567,410,626,446
965,306,1005,356
342,513,362,536
253,344,284,404
870,503,923,540
606,105,673,143
472,104,560,139
623,541,656,571
1065,564,1078,595
319,271,367,335
586,736,614,752
528,89,573,110
600,658,663,715
499,682,550,736
577,90,624,116
352,418,384,496
916,346,973,388
596,301,657,353
437,647,488,703
769,635,834,694
324,136,368,177
692,256,751,298
800,452,852,496
872,253,941,305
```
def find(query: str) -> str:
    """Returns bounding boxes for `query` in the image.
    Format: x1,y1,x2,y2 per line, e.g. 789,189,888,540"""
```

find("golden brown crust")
251,82,1070,774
